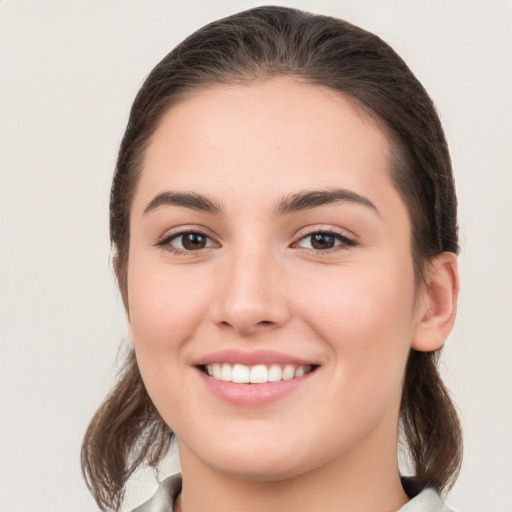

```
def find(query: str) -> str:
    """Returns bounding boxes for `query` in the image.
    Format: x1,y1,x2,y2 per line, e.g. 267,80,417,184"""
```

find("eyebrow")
143,187,379,217
143,191,222,215
276,188,380,217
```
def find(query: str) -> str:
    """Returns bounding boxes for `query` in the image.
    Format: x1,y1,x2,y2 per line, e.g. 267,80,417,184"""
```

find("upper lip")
193,349,318,367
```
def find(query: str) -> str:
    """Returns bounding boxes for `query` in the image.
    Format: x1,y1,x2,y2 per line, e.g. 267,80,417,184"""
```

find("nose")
210,246,291,336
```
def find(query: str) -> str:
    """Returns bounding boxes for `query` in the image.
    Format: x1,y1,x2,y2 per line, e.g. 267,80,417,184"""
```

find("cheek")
305,262,415,328
126,256,212,426
291,264,417,450
126,252,210,359
298,257,417,383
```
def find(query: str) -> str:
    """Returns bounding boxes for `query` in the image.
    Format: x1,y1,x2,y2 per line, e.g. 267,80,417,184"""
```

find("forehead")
133,78,395,215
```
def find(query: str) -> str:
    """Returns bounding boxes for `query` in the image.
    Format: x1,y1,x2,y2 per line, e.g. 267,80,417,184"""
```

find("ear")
412,252,459,352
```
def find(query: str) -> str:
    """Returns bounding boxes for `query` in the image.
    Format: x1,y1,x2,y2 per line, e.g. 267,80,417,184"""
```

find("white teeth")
294,365,306,377
232,363,250,383
220,363,232,382
282,364,295,380
249,364,268,383
268,364,282,382
212,363,222,380
204,363,313,383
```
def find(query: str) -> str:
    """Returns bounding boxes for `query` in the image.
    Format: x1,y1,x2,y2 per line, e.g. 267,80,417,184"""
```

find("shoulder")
130,474,182,512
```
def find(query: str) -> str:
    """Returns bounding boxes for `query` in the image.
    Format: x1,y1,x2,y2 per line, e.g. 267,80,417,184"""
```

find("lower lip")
196,368,317,406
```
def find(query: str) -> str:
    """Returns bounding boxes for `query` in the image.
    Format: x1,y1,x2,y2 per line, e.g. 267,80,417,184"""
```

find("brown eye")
310,233,336,250
162,231,216,252
181,233,207,250
296,231,355,251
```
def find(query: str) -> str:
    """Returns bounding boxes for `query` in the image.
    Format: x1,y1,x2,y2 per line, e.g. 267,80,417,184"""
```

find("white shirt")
131,474,456,512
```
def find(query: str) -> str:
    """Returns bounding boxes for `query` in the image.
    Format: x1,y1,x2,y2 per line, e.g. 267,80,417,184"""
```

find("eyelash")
156,230,218,255
293,229,356,253
157,228,356,256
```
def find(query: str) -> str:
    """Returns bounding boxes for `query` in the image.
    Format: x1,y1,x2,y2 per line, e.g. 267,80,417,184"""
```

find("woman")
82,6,462,512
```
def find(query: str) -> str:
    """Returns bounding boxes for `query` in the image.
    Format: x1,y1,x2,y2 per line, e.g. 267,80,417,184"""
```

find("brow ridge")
276,188,379,216
143,191,222,215
143,188,378,217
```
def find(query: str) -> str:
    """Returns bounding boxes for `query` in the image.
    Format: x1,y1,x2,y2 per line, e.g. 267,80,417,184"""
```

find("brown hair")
82,6,462,511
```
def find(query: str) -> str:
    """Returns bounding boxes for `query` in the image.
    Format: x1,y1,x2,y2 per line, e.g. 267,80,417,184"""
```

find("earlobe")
412,252,459,352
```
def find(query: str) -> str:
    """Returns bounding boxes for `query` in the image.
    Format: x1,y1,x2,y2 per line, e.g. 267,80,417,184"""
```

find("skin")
126,78,458,512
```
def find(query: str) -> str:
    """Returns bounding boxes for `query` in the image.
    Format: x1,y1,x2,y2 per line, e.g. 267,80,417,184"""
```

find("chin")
179,433,314,482
211,455,309,483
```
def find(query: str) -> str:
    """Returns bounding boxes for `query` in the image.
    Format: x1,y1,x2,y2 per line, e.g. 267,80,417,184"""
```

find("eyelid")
291,225,357,252
154,224,356,255
293,225,357,241
155,225,221,253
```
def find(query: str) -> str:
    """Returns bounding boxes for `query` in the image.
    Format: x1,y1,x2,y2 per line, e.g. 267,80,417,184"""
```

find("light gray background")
1,1,511,511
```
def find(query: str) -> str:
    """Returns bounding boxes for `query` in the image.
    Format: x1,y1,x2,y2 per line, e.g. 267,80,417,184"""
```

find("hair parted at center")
81,6,462,511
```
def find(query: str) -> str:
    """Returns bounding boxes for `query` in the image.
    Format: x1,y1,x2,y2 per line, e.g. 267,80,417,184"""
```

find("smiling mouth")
198,363,318,384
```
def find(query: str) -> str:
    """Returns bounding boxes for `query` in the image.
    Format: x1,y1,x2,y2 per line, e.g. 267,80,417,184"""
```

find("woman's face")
127,78,425,480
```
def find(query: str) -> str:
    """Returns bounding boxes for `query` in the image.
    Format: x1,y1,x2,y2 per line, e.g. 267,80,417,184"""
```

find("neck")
175,429,408,512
